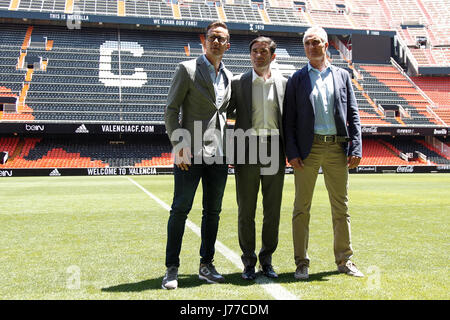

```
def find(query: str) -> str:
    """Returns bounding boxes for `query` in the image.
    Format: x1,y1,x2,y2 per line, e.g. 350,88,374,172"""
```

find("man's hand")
289,157,304,170
347,156,361,169
174,147,192,171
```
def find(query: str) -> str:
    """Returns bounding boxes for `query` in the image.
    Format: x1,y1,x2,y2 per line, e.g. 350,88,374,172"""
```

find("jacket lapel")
274,74,283,114
196,56,216,103
302,67,314,114
273,74,284,135
219,68,233,109
330,65,343,118
241,71,253,123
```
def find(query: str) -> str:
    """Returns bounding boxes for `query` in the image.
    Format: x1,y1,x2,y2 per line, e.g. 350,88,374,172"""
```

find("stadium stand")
384,136,450,165
0,24,203,122
0,0,448,173
359,138,422,166
383,0,428,26
0,136,19,157
357,64,444,126
178,0,219,21
1,23,341,122
0,134,173,168
124,0,174,18
222,0,264,24
379,0,449,74
411,76,450,125
264,0,309,26
3,134,448,169
360,136,450,166
309,9,352,29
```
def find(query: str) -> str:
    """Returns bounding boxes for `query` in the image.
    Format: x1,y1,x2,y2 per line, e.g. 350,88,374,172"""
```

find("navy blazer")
283,64,362,162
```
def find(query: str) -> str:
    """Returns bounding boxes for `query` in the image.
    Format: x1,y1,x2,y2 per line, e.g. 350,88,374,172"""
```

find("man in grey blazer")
162,21,233,290
283,26,363,280
228,36,287,280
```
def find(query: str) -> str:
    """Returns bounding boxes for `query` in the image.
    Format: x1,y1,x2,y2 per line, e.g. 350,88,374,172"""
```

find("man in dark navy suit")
283,26,364,280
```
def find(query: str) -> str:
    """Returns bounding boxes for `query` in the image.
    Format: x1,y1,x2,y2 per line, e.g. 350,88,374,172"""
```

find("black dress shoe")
242,266,256,280
260,265,278,278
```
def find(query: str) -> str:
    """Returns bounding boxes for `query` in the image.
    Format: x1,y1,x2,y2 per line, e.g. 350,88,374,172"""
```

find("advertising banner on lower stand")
361,126,449,136
1,166,449,177
0,123,167,134
0,167,173,177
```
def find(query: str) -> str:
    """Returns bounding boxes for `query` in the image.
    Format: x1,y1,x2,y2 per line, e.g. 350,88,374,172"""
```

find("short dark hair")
206,21,229,40
249,36,277,55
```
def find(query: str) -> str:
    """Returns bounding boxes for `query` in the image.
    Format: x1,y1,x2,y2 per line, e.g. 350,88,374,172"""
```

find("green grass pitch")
0,173,448,300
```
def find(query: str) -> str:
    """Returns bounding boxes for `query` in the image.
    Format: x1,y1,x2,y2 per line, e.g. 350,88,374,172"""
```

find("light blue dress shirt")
201,55,229,157
202,55,228,107
308,62,337,135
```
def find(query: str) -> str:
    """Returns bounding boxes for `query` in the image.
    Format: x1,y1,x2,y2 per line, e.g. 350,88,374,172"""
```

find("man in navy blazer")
283,26,363,280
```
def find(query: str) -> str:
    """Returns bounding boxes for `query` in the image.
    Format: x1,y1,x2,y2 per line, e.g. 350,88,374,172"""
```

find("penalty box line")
126,176,299,300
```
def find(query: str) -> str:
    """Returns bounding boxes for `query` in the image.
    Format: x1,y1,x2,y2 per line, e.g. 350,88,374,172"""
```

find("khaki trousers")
292,141,353,267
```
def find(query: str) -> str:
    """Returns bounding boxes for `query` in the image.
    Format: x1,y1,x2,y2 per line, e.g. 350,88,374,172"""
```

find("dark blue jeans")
165,163,228,268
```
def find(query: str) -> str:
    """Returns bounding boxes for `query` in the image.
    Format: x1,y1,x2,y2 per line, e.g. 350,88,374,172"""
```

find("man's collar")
202,54,224,71
308,60,331,73
252,68,274,83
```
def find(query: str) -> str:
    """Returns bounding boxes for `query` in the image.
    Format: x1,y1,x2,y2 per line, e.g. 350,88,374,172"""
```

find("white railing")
426,105,447,127
395,34,419,74
425,136,450,159
333,36,352,61
391,56,431,101
391,56,448,126
390,55,438,108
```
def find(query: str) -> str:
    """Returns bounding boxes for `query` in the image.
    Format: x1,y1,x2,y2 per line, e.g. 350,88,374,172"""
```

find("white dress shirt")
251,69,279,136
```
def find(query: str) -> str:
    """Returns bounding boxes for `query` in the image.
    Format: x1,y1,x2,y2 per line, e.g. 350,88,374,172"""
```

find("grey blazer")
228,69,287,157
165,56,233,158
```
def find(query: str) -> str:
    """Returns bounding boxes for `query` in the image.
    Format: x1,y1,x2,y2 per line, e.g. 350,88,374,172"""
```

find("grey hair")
303,26,328,44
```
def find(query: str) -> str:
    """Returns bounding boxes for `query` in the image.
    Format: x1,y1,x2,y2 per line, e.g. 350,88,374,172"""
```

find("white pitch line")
127,177,299,300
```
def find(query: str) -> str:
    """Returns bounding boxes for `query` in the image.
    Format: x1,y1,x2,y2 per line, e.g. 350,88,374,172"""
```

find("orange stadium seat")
411,76,450,126
359,65,442,126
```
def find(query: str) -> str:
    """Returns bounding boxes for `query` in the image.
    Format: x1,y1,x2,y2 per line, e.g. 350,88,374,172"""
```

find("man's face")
250,41,275,70
205,27,230,58
304,34,328,62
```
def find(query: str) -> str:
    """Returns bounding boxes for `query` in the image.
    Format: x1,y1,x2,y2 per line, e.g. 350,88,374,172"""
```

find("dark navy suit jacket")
283,64,362,162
